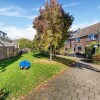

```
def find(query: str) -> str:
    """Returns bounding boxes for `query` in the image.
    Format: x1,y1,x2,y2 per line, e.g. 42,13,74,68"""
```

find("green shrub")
85,45,94,59
85,43,100,59
65,48,74,54
95,47,100,55
92,54,100,65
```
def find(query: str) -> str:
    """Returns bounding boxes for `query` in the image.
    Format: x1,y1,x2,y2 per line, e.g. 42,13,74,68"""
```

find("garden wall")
0,46,19,60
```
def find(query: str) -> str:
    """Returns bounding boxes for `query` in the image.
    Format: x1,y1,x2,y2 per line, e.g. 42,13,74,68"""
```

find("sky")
0,0,100,40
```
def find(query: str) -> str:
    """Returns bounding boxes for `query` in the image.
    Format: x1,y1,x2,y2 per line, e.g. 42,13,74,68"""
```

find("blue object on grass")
19,60,31,69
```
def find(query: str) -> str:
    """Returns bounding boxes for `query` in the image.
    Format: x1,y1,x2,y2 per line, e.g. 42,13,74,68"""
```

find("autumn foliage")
33,0,74,60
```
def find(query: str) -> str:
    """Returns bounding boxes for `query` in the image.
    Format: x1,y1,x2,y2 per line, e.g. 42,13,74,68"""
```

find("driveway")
25,58,100,100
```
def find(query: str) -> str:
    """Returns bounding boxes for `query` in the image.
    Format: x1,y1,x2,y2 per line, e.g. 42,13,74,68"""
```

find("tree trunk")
50,50,52,62
54,49,56,57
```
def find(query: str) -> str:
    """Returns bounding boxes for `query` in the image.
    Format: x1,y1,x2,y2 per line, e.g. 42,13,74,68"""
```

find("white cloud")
0,24,37,40
71,20,100,31
63,3,79,8
0,6,37,19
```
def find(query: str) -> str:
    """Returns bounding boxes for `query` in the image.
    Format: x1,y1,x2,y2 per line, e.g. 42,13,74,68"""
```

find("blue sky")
0,0,100,40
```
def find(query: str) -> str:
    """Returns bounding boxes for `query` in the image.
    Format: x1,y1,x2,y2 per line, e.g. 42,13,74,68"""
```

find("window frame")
87,34,97,41
75,37,80,43
77,46,82,51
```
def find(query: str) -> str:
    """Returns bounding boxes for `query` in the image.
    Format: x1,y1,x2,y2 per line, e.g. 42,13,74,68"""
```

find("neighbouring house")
64,22,100,56
0,31,19,60
0,31,12,46
12,40,19,48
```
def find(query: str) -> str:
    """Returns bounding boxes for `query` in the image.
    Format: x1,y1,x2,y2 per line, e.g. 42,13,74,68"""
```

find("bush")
85,45,94,59
85,43,100,59
65,48,74,54
95,47,100,55
92,54,100,65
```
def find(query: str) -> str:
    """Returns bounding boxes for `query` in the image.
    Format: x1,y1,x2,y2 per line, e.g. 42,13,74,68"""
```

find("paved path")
25,59,100,100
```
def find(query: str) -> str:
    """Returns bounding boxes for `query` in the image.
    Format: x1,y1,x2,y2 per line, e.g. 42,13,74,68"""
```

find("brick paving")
25,60,100,100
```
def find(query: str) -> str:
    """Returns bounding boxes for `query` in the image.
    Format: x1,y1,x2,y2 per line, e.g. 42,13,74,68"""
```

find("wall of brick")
70,36,98,53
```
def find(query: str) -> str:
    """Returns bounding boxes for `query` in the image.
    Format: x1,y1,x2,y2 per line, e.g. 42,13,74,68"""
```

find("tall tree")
33,0,74,61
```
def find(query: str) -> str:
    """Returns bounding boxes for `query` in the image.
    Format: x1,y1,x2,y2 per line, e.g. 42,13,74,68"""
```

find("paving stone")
90,88,99,94
95,94,100,100
85,84,94,88
71,97,79,100
61,95,71,100
62,89,69,95
89,97,96,100
85,91,95,98
78,94,89,100
25,59,100,100
76,88,84,94
91,83,97,87
81,86,89,91
94,86,100,91
80,97,89,100
69,91,78,99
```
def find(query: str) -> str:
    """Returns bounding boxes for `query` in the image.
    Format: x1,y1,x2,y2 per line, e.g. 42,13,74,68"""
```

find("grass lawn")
0,53,75,100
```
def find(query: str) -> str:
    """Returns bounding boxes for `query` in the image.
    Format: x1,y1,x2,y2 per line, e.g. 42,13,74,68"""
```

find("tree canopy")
33,0,74,60
19,38,33,49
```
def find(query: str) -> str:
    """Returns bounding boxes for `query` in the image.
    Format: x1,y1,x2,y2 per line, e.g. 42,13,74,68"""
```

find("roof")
12,39,19,43
0,31,12,42
0,31,7,35
70,22,100,39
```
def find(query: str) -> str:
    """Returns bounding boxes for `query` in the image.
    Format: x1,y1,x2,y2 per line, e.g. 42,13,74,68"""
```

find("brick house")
64,22,100,55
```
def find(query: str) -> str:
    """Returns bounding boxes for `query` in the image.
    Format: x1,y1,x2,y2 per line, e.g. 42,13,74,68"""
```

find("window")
87,34,97,41
88,35,91,41
77,46,82,51
93,35,97,40
76,37,80,42
3,33,7,37
0,33,3,37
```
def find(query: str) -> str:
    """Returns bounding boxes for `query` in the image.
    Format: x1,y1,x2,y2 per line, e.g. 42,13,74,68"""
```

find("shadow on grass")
33,53,49,59
0,55,22,73
0,92,10,100
53,56,75,67
33,53,75,67
33,53,100,73
0,88,10,100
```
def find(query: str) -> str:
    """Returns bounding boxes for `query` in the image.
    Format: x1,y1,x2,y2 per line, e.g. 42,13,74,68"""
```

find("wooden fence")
0,46,19,60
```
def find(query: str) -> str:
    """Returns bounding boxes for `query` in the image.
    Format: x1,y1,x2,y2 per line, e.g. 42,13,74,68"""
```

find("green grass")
0,53,75,100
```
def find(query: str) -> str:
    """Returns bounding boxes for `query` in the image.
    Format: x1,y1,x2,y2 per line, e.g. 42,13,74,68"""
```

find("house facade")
0,31,12,46
64,22,100,54
0,31,19,60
